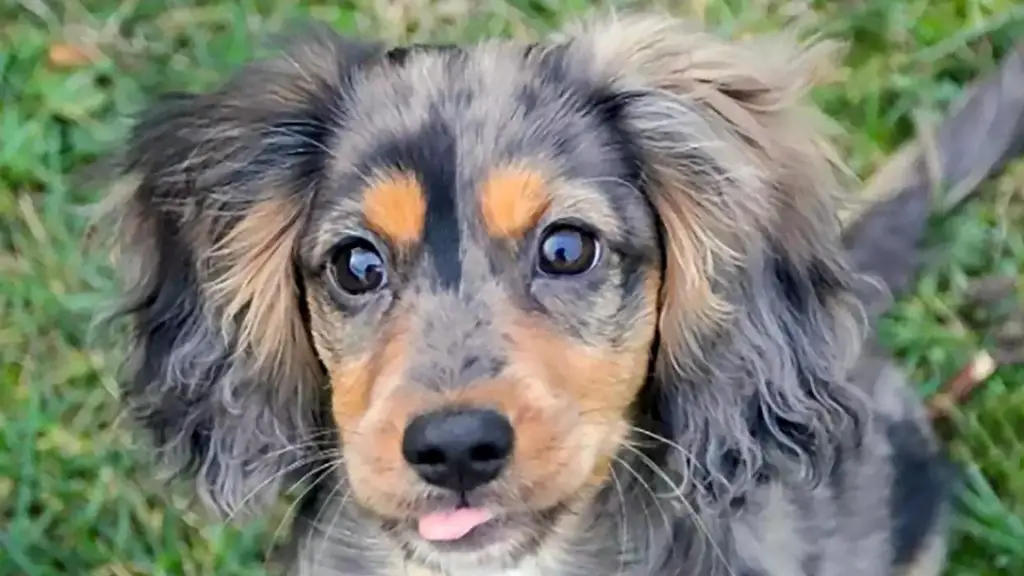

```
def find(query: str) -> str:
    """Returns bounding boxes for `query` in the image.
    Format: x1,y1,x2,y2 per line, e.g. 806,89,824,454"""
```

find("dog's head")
109,13,867,570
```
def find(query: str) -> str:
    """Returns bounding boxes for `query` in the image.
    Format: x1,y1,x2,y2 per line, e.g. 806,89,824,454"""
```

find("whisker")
226,452,333,522
621,444,738,576
624,426,711,500
309,477,349,565
246,434,338,466
612,452,673,546
607,465,630,575
264,458,343,563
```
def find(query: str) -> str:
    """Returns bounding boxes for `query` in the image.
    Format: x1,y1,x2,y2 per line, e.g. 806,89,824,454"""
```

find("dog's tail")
840,43,1024,319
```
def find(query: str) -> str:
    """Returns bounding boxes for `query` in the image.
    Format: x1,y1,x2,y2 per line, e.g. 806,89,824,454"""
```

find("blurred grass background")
1,0,1022,574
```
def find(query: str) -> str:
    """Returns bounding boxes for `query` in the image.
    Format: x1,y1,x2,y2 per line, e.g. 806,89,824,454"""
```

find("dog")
104,12,953,576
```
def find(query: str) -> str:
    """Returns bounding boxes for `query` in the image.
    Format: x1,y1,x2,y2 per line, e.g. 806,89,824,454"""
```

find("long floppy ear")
106,29,383,518
565,15,869,501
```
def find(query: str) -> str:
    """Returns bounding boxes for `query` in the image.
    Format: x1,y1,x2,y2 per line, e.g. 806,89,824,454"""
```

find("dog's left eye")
537,224,601,276
328,239,388,295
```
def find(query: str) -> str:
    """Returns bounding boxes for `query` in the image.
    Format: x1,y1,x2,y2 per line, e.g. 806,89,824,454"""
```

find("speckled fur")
105,13,952,576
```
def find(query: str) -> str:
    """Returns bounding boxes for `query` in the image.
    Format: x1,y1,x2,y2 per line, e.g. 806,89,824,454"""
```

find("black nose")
401,408,514,493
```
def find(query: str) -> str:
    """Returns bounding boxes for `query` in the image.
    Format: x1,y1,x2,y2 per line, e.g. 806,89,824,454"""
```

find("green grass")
1,0,1022,574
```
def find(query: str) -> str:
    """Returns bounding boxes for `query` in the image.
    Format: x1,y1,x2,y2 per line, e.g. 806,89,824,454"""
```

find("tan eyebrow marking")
480,167,551,239
361,171,427,245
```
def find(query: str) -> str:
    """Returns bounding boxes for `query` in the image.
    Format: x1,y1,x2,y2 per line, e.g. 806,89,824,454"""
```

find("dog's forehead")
333,42,598,170
303,42,640,269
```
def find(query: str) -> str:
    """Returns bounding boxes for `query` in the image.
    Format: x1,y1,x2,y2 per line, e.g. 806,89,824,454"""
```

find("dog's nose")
401,408,514,493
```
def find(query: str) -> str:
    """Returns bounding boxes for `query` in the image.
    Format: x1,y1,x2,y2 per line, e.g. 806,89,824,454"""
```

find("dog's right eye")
537,224,601,276
328,239,388,295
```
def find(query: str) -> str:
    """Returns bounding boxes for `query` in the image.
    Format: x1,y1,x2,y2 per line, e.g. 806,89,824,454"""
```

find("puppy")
106,13,953,576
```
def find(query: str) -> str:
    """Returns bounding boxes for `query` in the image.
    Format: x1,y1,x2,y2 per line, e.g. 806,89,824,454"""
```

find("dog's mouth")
382,498,565,563
416,506,497,542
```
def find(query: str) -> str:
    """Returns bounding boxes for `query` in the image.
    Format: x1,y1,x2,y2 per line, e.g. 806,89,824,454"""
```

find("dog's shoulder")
729,343,953,576
863,351,955,575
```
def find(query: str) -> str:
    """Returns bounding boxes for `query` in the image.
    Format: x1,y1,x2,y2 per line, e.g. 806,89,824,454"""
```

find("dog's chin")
380,501,568,571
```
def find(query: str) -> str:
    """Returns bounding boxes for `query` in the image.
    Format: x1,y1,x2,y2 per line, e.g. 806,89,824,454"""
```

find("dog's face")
110,14,867,572
299,42,662,557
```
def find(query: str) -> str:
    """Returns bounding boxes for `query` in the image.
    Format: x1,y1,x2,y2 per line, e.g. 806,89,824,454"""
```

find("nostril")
469,442,505,464
413,447,448,467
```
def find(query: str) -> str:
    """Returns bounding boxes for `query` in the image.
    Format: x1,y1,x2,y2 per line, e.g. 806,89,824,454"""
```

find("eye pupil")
550,238,579,264
538,225,599,276
331,240,387,294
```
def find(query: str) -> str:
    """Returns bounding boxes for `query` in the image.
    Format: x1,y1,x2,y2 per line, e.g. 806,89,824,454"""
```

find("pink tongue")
417,508,494,541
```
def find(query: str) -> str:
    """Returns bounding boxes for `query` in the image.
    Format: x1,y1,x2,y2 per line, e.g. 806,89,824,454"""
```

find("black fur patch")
121,202,221,481
586,88,646,188
362,113,462,289
260,96,339,188
771,251,834,312
260,41,384,188
887,418,950,567
384,43,463,66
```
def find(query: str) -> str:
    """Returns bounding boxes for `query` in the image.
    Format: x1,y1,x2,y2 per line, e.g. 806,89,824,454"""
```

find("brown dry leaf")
927,350,999,421
47,42,96,69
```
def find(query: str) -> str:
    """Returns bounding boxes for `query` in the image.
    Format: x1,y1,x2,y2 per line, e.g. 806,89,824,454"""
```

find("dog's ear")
106,29,383,519
566,15,868,500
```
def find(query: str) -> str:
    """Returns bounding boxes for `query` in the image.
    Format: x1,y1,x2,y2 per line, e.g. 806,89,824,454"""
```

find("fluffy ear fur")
566,15,869,502
106,29,383,518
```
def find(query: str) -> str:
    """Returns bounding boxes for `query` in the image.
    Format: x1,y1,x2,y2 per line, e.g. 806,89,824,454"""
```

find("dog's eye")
537,225,600,276
329,239,388,294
